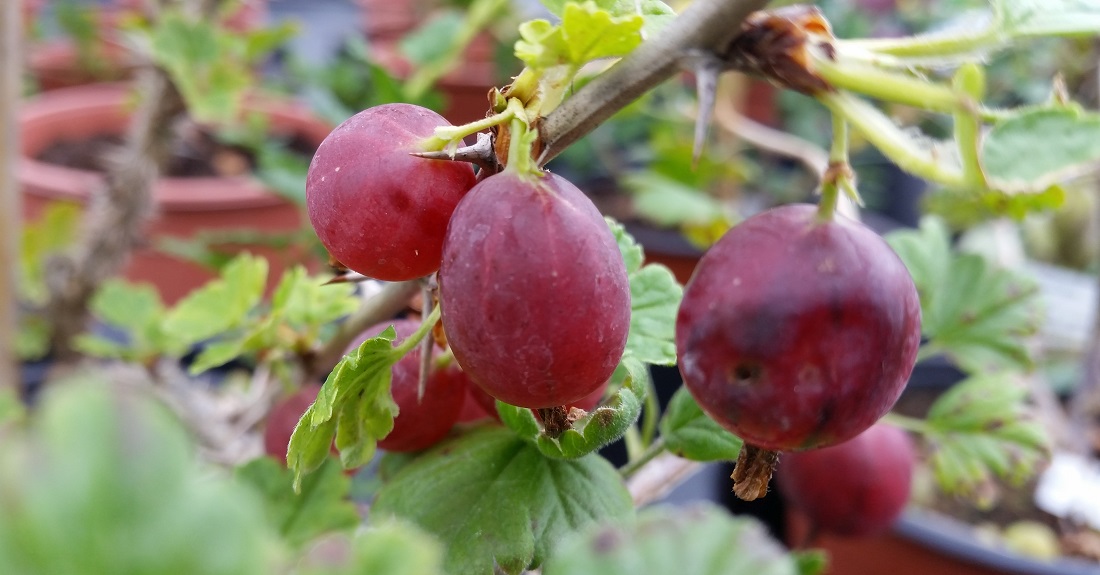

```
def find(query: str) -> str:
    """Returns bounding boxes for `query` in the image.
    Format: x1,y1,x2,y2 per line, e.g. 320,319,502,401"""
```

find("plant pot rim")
897,508,1100,575
18,82,329,212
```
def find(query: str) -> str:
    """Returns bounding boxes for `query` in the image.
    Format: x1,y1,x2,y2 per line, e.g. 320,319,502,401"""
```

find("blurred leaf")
624,173,732,229
372,426,634,575
162,253,268,353
296,521,447,575
996,0,1100,38
288,327,403,491
235,457,360,547
271,267,360,331
0,382,274,575
19,202,81,304
660,387,743,462
256,143,311,206
542,503,802,575
923,373,1050,505
983,106,1100,190
498,356,649,459
886,217,1042,374
922,184,1065,228
400,10,466,66
540,0,675,37
607,218,683,365
16,316,51,361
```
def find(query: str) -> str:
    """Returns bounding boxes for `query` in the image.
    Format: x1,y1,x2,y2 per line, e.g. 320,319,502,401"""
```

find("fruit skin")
439,171,630,409
777,423,915,537
676,203,921,451
354,319,467,452
306,104,476,281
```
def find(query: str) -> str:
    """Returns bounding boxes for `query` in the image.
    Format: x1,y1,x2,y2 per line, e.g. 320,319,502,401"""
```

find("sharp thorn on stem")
411,132,498,172
686,50,726,166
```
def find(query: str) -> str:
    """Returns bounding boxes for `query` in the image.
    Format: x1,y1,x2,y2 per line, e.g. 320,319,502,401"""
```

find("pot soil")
19,82,331,304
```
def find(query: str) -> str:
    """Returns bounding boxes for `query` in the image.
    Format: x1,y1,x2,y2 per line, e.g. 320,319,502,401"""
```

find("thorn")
322,271,371,285
411,132,498,172
686,50,725,167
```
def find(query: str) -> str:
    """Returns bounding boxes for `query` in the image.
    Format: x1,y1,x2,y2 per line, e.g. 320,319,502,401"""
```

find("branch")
304,280,421,382
0,0,20,394
43,66,185,361
626,451,705,507
537,0,770,164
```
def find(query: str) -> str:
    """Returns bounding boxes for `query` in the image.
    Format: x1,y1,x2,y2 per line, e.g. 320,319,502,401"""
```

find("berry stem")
818,90,967,189
953,63,988,190
619,437,667,479
838,27,1002,61
639,376,660,448
504,98,541,179
811,49,963,114
393,304,442,358
420,108,515,153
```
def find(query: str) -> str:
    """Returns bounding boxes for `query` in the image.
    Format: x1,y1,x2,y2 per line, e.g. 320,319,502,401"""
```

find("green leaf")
162,253,268,353
542,503,802,575
19,202,81,304
371,426,634,575
288,327,403,491
996,0,1100,38
982,106,1100,190
188,340,248,374
0,382,274,575
498,356,649,459
660,387,743,462
271,267,360,331
399,10,466,66
296,520,447,575
540,0,675,37
515,2,643,69
886,217,1042,374
235,457,360,547
922,373,1050,504
88,278,165,333
256,143,311,206
72,334,134,360
625,172,733,229
607,217,683,366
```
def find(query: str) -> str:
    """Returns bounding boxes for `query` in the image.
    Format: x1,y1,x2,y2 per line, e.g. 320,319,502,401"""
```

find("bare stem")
0,0,20,394
537,0,770,165
44,67,185,362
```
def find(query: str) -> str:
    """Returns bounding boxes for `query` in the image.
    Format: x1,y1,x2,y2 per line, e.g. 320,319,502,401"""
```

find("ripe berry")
264,384,323,464
676,203,921,452
439,171,630,409
777,423,915,537
306,104,476,281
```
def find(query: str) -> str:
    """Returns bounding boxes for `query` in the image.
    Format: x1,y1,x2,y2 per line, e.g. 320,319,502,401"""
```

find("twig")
537,0,770,164
626,451,705,507
0,0,20,394
305,280,421,382
712,93,829,179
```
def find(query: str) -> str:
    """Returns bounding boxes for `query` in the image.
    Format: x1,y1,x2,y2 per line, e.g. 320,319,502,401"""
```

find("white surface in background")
1035,452,1100,530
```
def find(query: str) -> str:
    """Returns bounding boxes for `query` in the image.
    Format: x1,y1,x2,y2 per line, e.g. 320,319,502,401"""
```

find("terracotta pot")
786,507,1100,575
19,83,332,304
26,39,134,92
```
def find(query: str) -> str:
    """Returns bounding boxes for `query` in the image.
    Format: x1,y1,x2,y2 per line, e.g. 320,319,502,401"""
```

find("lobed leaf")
497,356,649,459
607,217,683,366
886,217,1042,374
515,2,643,70
371,426,634,575
162,253,268,353
659,387,743,462
922,373,1050,503
982,106,1100,191
541,503,805,575
295,521,447,575
287,327,402,491
235,457,360,547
